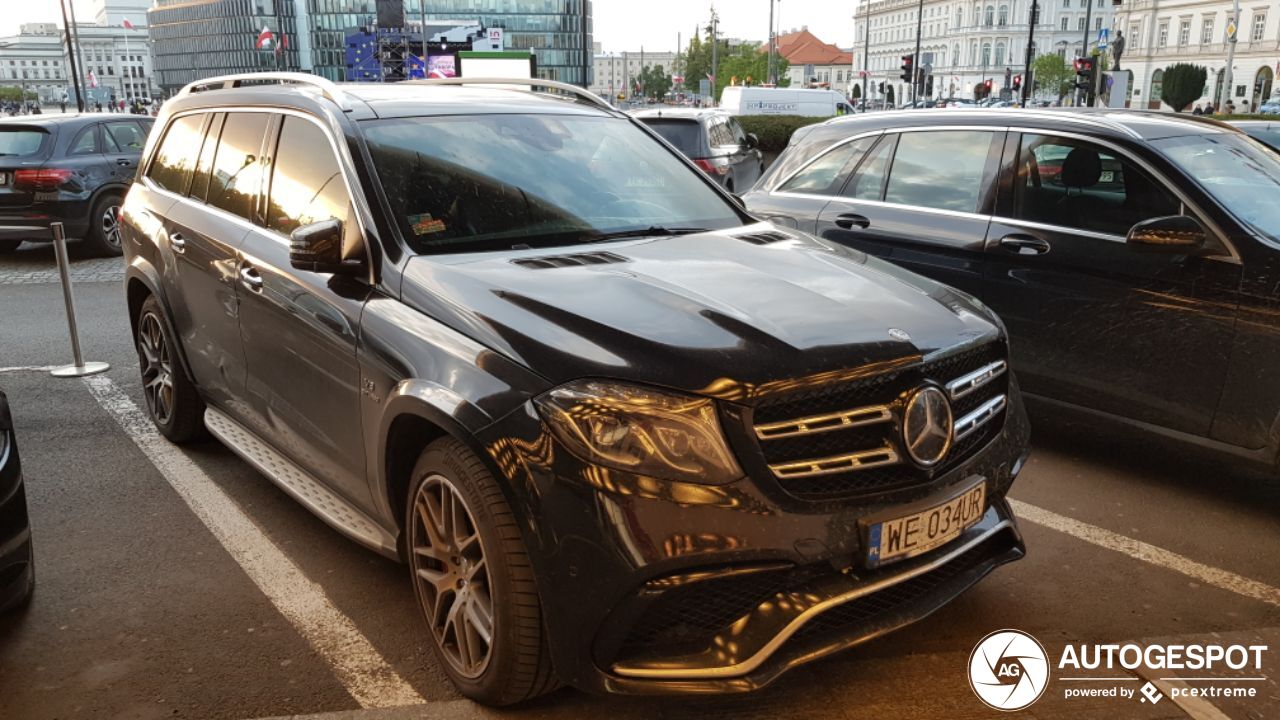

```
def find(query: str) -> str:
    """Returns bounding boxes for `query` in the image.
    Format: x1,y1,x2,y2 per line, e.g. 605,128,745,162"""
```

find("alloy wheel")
410,474,495,679
137,312,174,425
102,205,122,249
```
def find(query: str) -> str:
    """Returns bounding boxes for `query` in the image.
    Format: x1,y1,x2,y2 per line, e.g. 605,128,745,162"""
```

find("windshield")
641,119,704,156
1152,132,1280,239
361,114,742,254
0,128,49,157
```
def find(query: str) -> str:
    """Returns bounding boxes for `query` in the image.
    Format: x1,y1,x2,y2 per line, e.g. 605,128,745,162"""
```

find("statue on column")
1112,31,1125,71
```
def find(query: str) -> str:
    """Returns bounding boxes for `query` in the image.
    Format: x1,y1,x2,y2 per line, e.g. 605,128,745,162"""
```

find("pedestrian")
1225,99,1236,114
59,100,66,113
1192,104,1202,115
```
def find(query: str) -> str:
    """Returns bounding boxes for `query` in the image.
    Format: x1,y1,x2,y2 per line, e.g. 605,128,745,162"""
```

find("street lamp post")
1022,0,1038,105
861,0,871,105
1218,0,1240,110
1080,0,1094,105
912,0,924,103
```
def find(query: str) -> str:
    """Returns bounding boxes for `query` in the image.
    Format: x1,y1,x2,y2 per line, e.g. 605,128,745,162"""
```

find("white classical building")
853,0,1116,102
1114,0,1279,110
591,48,679,100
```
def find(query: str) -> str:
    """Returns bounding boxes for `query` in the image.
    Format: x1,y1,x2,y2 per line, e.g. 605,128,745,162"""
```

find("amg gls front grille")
751,342,1008,500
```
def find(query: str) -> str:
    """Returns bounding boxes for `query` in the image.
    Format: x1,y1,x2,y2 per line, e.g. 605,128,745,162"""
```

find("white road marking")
0,365,57,373
1010,498,1280,608
82,375,425,709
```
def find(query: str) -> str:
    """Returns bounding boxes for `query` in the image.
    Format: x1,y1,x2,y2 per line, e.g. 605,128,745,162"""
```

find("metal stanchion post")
49,221,109,378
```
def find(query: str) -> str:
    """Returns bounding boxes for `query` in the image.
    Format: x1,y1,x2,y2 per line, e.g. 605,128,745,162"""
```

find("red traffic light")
984,79,993,89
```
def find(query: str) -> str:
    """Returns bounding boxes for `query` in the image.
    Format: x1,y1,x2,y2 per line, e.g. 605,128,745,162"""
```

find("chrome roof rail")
176,72,349,109
401,77,616,113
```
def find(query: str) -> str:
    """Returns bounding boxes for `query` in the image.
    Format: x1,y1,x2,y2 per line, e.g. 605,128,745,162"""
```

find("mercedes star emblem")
902,386,954,467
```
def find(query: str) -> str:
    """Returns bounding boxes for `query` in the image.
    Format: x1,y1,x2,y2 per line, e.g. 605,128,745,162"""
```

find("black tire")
82,193,124,257
135,295,206,443
0,239,20,254
405,437,559,706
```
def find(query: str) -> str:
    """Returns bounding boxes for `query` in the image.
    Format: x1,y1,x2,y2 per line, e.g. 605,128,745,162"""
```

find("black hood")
400,226,1002,401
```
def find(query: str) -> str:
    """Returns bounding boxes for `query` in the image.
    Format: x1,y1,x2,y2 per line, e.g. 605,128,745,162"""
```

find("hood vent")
511,251,629,270
735,231,792,245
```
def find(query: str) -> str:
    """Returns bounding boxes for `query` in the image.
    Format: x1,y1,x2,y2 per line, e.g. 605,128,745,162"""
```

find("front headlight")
533,380,742,485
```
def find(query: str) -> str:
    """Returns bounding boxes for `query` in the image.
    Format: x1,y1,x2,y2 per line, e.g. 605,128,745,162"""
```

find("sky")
594,0,857,54
3,1,856,54
0,1,96,37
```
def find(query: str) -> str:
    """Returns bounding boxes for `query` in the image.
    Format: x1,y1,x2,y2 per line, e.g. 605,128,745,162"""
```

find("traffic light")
1012,74,1022,91
900,55,914,83
924,75,934,97
1073,56,1096,90
984,79,993,91
878,81,885,94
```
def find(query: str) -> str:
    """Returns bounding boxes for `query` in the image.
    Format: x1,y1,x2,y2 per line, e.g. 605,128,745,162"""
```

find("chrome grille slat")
953,395,1006,442
944,360,1007,401
754,405,892,440
768,445,900,479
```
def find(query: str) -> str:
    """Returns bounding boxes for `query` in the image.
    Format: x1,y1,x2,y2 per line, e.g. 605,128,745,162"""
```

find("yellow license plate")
866,481,986,568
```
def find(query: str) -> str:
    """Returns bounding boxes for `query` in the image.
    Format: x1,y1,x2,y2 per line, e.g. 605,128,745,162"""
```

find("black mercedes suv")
119,74,1030,705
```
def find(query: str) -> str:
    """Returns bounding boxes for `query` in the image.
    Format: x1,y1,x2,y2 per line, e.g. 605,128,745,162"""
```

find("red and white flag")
87,70,98,88
122,18,135,30
255,26,274,49
274,33,288,56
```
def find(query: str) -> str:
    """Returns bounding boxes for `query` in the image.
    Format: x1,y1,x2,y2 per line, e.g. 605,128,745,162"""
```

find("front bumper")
476,380,1031,696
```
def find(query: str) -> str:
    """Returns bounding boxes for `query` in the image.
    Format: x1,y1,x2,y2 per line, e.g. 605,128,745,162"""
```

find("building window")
981,42,992,65
1178,19,1191,44
998,5,1008,25
1252,12,1266,41
984,5,994,26
956,8,963,26
1079,17,1087,31
1158,21,1169,46
1061,16,1069,30
1202,18,1215,44
1096,17,1103,30
994,42,1006,66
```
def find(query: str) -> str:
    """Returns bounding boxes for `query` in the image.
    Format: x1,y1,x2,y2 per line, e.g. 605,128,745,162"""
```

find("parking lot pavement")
1,248,1278,719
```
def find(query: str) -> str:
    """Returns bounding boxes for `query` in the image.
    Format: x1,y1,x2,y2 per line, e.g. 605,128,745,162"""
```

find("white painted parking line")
0,366,57,373
82,375,426,709
1010,498,1280,608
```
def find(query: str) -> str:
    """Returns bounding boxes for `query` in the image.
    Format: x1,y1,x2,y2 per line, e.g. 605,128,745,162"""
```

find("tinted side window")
884,130,998,212
709,119,734,147
846,135,895,200
146,114,204,194
103,121,147,152
69,125,99,155
778,136,877,196
1013,133,1182,236
207,112,269,221
727,118,747,145
267,116,350,235
189,113,223,203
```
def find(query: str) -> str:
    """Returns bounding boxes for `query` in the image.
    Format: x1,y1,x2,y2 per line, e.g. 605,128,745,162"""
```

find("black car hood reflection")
400,226,1000,398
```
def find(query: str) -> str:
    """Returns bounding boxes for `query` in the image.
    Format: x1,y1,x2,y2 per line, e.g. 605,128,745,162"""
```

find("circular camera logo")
968,629,1050,711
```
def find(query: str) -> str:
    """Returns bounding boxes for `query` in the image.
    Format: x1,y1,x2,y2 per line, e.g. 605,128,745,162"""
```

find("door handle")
116,159,132,167
169,232,186,253
834,213,871,230
998,234,1051,255
239,265,264,292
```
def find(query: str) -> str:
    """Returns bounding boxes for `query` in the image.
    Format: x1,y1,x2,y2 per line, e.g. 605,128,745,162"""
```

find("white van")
719,87,855,117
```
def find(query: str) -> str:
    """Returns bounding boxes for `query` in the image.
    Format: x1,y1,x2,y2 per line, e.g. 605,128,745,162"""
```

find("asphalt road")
0,241,1278,720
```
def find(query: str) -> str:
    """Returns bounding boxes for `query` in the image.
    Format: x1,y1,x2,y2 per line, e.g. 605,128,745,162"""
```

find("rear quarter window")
146,114,206,194
0,127,50,158
642,120,703,156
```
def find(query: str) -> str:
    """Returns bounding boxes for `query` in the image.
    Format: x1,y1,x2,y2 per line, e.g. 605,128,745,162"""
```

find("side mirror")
746,132,759,149
1126,215,1207,252
289,219,363,275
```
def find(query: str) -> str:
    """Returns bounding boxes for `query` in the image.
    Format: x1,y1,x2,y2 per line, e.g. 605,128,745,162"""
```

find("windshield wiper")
587,226,708,242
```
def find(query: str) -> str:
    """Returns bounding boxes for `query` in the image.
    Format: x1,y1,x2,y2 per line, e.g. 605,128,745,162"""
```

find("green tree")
1161,63,1208,111
637,64,672,101
716,43,789,98
1031,54,1072,100
0,87,36,103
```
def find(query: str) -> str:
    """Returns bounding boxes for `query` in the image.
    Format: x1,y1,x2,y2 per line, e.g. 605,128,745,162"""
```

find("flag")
274,33,288,56
406,53,426,79
255,26,274,49
87,70,98,88
122,18,135,30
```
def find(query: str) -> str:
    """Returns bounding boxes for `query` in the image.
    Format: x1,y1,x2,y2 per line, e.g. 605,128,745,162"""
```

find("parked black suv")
0,387,33,613
0,114,155,256
745,109,1280,471
120,74,1030,705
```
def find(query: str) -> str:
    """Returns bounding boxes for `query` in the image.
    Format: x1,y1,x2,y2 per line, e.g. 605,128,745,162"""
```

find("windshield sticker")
408,213,446,235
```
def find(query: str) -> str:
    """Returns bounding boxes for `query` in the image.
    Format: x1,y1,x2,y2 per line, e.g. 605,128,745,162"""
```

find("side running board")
204,407,398,559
